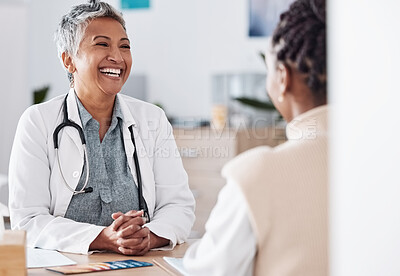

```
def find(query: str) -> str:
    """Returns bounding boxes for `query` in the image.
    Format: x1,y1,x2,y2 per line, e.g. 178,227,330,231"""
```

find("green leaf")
234,97,276,111
33,85,50,104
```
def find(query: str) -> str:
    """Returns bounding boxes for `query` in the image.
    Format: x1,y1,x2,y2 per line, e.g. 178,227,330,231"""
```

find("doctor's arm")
8,106,104,254
145,114,196,249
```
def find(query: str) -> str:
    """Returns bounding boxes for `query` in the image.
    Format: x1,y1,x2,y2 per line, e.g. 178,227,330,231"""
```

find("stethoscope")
53,94,150,222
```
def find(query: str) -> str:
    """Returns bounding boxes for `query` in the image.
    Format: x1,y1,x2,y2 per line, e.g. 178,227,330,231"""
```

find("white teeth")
100,68,121,76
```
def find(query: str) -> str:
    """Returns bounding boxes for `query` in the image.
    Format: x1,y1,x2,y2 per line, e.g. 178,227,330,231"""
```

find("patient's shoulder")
222,146,274,179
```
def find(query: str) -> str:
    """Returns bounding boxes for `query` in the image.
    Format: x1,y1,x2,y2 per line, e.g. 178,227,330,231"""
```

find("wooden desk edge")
27,239,198,275
153,258,182,276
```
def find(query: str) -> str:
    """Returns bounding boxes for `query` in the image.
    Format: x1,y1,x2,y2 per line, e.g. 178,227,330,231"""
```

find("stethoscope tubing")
129,125,150,223
55,145,90,195
53,94,150,221
54,95,91,195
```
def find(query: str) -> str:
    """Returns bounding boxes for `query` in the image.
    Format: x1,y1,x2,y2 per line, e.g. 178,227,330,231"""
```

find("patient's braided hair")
272,0,326,103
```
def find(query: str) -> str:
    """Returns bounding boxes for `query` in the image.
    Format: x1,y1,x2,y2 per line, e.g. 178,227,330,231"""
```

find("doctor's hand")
112,210,170,253
111,210,151,255
89,210,148,255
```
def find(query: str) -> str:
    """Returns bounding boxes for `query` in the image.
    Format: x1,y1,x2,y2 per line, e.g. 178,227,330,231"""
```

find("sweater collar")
286,105,328,140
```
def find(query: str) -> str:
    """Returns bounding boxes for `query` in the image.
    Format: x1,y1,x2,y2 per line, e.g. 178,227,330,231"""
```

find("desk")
28,241,195,276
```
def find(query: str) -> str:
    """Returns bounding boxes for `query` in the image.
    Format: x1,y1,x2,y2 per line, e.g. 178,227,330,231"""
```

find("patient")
183,0,327,275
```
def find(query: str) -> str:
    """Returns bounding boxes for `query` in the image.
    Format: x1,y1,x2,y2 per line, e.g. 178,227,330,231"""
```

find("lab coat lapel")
127,125,155,217
119,95,136,183
119,95,155,217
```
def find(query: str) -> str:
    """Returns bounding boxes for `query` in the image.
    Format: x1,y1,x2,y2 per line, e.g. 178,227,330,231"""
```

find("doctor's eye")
96,42,109,47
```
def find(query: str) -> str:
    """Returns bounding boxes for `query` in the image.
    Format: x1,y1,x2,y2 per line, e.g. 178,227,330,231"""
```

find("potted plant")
33,85,50,104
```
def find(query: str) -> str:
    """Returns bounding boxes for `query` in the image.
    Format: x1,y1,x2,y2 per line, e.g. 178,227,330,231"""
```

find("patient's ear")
61,52,76,74
277,63,291,95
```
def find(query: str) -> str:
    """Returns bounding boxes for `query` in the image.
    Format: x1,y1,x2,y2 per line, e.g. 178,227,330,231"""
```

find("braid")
272,0,326,102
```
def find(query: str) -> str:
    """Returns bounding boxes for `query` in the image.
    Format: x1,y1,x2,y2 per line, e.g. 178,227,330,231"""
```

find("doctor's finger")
119,236,149,254
134,233,151,256
124,210,143,217
117,237,145,249
119,226,149,239
111,215,127,230
117,216,146,232
117,241,145,256
112,213,141,231
111,212,124,220
117,224,142,238
118,245,148,256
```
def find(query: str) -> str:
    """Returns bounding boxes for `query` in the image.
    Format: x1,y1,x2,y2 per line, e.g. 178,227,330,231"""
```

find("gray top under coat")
64,94,139,226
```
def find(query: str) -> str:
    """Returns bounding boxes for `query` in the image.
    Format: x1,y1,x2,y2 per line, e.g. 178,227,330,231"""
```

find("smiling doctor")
8,0,195,255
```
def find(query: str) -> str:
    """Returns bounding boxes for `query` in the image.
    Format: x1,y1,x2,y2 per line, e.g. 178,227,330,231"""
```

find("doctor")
8,0,195,255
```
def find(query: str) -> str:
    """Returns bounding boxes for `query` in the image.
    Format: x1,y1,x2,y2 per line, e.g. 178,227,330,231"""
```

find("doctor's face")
71,17,132,97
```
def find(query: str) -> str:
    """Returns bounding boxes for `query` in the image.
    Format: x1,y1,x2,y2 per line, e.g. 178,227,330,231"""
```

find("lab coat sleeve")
183,181,256,276
144,114,195,249
8,106,104,254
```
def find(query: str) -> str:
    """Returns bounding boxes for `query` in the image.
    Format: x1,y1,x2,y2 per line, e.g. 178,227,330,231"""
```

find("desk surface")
28,241,194,276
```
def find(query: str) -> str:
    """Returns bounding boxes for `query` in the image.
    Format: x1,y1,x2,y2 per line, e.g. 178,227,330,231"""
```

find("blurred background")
0,0,292,175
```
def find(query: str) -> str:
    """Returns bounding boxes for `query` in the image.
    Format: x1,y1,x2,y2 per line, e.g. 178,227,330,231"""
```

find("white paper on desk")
26,248,76,268
163,257,188,276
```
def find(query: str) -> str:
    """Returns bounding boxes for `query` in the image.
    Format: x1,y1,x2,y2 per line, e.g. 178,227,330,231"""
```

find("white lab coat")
8,88,195,254
183,181,256,276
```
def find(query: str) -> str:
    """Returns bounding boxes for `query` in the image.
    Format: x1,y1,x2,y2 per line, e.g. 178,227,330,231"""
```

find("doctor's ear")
61,52,76,74
277,63,291,94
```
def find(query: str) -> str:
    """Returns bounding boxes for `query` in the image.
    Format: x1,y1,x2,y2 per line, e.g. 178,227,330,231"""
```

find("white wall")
27,0,268,118
330,0,400,275
0,3,29,174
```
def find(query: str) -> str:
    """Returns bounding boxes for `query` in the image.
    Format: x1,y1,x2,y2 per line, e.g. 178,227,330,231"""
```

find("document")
163,257,188,276
27,248,76,268
46,259,152,274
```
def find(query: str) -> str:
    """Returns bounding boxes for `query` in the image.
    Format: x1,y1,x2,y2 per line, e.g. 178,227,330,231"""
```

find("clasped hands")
90,210,153,255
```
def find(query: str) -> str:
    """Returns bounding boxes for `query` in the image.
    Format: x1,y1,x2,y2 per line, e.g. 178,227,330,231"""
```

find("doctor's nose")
107,47,124,63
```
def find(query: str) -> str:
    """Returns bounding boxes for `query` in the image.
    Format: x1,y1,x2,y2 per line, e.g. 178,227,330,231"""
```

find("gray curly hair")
54,0,126,82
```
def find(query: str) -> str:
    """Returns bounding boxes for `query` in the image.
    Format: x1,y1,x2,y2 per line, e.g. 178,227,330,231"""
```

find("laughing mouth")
99,68,122,77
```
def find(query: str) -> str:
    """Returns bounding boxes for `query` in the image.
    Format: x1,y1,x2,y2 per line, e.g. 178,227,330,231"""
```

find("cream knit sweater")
222,105,328,276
